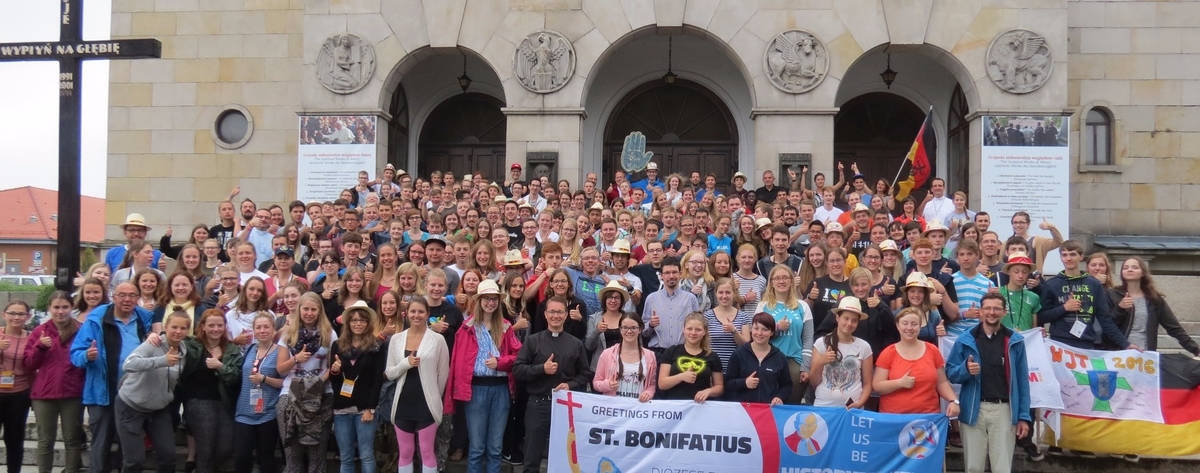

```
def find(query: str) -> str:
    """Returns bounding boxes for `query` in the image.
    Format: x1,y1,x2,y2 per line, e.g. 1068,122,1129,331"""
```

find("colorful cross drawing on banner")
556,391,583,473
1072,357,1132,413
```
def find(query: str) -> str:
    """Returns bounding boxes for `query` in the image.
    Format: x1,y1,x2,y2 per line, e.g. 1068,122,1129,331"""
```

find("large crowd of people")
3,161,1197,473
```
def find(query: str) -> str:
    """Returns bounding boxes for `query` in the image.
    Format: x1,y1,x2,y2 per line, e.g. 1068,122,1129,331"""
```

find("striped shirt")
949,271,995,337
705,308,752,369
732,273,767,321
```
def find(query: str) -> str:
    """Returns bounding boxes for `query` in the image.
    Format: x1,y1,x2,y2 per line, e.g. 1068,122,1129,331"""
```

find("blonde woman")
394,263,426,303
755,265,813,405
679,250,713,310
385,299,450,473
277,293,337,473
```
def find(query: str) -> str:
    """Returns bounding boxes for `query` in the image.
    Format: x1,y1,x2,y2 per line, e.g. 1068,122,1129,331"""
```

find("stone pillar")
751,112,836,187
504,109,585,186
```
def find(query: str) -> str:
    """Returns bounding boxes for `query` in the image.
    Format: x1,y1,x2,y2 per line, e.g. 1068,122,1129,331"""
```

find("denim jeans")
333,412,379,473
465,384,510,473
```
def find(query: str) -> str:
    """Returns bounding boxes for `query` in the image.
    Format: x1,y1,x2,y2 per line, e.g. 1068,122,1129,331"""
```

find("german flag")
893,106,935,201
1050,353,1200,457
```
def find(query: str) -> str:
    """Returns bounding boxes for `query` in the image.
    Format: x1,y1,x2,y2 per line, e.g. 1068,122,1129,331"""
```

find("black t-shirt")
504,224,523,249
427,301,464,356
754,186,785,205
851,235,873,257
906,256,961,275
658,344,723,401
209,223,235,260
976,324,1012,401
810,276,851,331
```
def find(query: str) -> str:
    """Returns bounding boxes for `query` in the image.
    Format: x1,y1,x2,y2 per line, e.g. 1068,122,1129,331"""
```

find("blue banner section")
770,405,948,473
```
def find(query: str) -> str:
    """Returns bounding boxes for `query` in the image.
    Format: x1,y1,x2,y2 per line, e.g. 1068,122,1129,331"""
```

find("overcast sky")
0,0,111,198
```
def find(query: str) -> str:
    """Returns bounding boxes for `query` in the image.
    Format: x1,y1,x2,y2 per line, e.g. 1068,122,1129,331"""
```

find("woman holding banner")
873,307,960,416
724,313,792,405
592,314,657,402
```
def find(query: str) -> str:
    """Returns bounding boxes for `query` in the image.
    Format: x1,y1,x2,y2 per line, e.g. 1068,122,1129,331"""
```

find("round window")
211,105,254,149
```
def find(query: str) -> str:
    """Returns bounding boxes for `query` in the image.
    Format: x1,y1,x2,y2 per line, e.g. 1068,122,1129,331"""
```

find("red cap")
511,163,522,171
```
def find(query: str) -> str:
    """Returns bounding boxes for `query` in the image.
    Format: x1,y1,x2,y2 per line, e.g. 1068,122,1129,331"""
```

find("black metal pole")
55,0,83,291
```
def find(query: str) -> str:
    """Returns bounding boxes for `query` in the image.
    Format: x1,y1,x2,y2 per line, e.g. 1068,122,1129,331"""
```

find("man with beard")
641,258,699,355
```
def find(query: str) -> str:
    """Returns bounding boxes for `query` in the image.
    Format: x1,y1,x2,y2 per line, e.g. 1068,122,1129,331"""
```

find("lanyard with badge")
250,346,275,413
338,353,357,398
0,335,24,389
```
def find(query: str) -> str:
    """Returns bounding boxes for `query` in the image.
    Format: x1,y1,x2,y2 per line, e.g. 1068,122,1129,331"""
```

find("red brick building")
0,187,105,276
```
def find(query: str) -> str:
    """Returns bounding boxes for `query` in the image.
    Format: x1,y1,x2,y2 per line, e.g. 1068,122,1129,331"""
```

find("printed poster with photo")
296,115,377,202
980,115,1069,275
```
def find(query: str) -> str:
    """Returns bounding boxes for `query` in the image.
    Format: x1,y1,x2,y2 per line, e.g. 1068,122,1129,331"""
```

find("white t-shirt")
239,269,268,285
225,308,268,343
813,206,843,224
278,330,339,394
616,360,644,399
922,196,954,226
812,336,873,408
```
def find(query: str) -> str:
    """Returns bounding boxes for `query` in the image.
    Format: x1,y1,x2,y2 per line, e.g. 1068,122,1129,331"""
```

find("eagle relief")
986,29,1053,94
764,30,829,94
316,33,376,95
514,31,576,94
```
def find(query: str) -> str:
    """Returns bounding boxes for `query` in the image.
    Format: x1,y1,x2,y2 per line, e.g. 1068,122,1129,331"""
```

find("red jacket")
24,320,86,400
444,316,522,415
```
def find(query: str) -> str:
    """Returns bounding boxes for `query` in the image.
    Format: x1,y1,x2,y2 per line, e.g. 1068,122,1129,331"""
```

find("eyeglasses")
322,261,337,265
771,276,793,282
220,276,239,282
4,311,29,317
619,326,640,332
113,293,139,300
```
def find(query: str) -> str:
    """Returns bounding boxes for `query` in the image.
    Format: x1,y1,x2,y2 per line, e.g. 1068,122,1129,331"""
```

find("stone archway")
417,93,507,180
603,79,738,188
833,92,927,190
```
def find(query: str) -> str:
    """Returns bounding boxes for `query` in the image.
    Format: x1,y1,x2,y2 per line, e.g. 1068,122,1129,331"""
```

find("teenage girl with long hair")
593,313,657,402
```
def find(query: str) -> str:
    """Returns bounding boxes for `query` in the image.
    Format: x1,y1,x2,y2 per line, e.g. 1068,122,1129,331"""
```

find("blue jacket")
69,303,154,406
631,178,664,204
945,325,1032,427
104,245,163,273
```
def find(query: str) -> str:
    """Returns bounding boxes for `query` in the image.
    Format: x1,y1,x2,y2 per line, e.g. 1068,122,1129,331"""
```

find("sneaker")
1076,450,1096,458
1047,446,1065,455
1123,454,1140,463
503,453,523,466
1024,444,1045,462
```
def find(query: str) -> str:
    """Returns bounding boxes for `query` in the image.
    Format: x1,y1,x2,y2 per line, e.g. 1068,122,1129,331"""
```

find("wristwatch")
950,399,960,405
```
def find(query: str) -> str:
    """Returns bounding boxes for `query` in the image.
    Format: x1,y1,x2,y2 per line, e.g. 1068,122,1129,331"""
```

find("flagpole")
890,105,936,191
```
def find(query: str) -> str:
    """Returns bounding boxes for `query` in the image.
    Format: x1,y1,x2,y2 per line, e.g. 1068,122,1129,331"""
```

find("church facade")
104,0,1199,251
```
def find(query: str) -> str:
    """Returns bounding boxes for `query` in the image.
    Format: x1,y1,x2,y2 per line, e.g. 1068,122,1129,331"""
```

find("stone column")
504,109,585,186
751,112,836,187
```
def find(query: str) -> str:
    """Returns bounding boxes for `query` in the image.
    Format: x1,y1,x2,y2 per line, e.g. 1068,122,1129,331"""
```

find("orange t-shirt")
876,342,945,414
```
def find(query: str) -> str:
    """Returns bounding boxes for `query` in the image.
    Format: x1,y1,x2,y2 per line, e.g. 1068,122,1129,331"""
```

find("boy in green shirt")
999,252,1041,331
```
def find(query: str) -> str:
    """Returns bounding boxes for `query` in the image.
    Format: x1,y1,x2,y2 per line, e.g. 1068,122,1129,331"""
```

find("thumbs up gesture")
1119,292,1134,310
543,353,558,375
166,346,181,367
967,355,980,376
1063,293,1082,312
966,302,979,320
744,290,758,304
808,282,820,300
867,289,881,309
86,340,99,361
745,371,759,389
408,353,421,367
777,317,790,332
294,345,312,364
900,370,916,389
649,310,660,328
331,356,342,374
936,319,947,337
39,334,53,348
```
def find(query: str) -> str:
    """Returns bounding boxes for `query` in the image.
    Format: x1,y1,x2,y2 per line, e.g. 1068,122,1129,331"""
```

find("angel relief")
514,31,575,94
986,29,1053,94
316,33,376,95
764,30,828,94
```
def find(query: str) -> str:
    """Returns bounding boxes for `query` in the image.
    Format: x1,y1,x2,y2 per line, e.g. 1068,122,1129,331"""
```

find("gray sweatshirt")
118,340,187,412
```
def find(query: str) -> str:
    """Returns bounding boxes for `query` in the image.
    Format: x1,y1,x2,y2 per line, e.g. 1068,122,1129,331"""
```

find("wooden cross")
0,0,160,290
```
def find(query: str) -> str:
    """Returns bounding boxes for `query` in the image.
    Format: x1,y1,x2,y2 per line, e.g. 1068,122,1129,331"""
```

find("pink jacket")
444,316,521,415
591,344,657,399
24,320,85,400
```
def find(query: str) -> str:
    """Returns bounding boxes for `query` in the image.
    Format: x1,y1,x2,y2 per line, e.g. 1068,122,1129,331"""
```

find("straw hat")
903,271,933,291
344,299,377,321
825,222,846,236
503,250,526,267
755,218,773,231
923,221,949,237
493,195,509,203
852,203,872,215
598,280,630,304
589,202,604,211
610,239,631,254
879,239,902,255
121,213,151,230
832,297,868,320
474,279,501,299
1004,252,1034,272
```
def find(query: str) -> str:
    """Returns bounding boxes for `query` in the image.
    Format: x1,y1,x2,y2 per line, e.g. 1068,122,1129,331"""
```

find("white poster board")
980,116,1069,275
296,115,377,202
